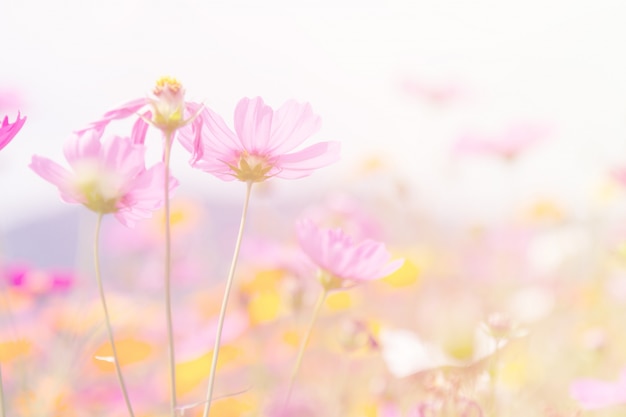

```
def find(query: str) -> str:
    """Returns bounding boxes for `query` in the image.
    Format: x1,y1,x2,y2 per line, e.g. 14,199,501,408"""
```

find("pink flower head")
0,112,26,151
179,97,341,182
453,123,552,160
295,218,403,290
3,263,74,295
30,128,177,227
570,369,626,410
75,76,202,144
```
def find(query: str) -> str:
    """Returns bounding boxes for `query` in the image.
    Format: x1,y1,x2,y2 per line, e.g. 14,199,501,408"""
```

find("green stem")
163,133,177,417
285,288,328,407
93,213,135,417
202,181,253,417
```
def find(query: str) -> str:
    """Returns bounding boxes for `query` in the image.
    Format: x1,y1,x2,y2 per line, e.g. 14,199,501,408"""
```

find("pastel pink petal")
131,112,151,145
570,379,626,410
116,163,176,228
29,156,82,203
373,258,405,279
179,107,240,165
101,136,146,179
178,102,206,160
63,130,103,167
75,97,148,134
234,97,273,153
198,107,240,152
191,157,238,181
268,100,321,154
275,141,340,179
0,112,26,150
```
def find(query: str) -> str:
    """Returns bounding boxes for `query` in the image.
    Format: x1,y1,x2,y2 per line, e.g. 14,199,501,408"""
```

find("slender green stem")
202,181,253,417
93,213,135,417
285,288,328,407
163,133,177,417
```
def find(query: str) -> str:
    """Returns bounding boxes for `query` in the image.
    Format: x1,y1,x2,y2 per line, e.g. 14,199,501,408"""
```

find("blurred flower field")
2,73,626,417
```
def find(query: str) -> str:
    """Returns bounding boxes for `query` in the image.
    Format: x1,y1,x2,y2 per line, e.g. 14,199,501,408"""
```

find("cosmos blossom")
30,128,177,227
570,369,626,410
295,218,403,289
178,96,340,182
75,76,202,146
0,112,26,151
453,123,552,160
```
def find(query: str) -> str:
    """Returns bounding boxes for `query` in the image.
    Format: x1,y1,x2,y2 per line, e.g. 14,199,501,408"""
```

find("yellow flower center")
74,161,122,214
227,151,274,183
153,76,182,95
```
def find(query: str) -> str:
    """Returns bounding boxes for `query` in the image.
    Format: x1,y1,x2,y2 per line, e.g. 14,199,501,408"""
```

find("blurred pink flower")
610,167,626,187
0,88,25,113
3,263,74,295
30,129,177,227
295,218,403,288
401,78,467,106
75,76,202,146
179,96,340,182
453,123,552,160
570,369,626,410
300,194,384,241
0,112,26,151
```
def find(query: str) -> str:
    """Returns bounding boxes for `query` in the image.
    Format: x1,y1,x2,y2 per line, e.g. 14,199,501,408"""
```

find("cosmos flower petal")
75,98,149,134
63,129,103,169
234,97,273,153
269,100,321,154
274,141,341,179
0,112,26,151
571,369,626,410
29,156,82,203
296,218,403,283
131,111,151,145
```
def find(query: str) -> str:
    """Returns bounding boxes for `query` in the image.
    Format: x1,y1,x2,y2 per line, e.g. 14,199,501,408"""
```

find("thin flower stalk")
163,132,177,417
202,181,253,417
93,213,135,417
285,287,328,406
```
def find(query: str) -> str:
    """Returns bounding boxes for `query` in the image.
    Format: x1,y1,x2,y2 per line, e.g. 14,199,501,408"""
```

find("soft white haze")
2,0,626,227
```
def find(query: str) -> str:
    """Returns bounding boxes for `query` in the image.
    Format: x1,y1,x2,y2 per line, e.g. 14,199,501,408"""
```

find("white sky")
2,0,626,228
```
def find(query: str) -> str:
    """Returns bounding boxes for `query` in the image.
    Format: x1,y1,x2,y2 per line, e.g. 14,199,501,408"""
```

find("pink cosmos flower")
3,263,74,295
30,128,177,227
75,76,202,145
178,97,341,182
453,123,552,160
0,112,26,151
570,369,626,410
295,218,403,289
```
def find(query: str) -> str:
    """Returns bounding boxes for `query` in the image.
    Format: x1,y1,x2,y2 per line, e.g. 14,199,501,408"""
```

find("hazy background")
2,0,626,230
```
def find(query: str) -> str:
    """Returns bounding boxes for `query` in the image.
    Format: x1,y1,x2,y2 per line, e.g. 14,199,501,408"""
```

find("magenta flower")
75,76,202,144
570,369,626,410
30,128,177,227
3,263,74,295
179,97,340,182
295,218,403,290
0,112,26,151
